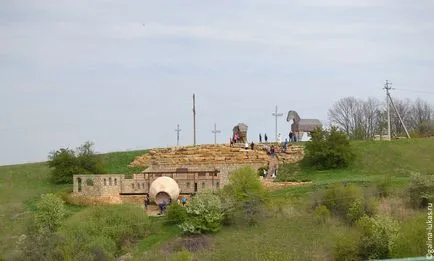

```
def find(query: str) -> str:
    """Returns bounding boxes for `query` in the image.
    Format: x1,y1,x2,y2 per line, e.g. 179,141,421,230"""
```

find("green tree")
48,141,106,184
303,127,355,170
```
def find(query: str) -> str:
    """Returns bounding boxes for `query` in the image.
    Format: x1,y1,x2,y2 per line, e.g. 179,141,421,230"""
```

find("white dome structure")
149,176,180,204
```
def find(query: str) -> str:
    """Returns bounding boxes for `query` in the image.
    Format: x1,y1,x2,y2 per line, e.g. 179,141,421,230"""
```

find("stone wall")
73,174,123,197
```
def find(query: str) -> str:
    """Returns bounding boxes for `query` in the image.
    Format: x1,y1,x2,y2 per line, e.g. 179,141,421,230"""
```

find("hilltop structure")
72,143,304,204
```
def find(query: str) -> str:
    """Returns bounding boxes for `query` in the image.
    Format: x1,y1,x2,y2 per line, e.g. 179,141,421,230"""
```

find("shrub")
179,193,223,234
34,193,66,233
275,163,302,182
357,215,399,260
376,175,392,198
221,167,266,225
320,184,363,219
407,172,433,208
333,232,360,261
57,205,150,259
303,127,355,170
48,141,106,184
346,200,364,224
391,214,428,257
314,205,331,224
314,184,376,224
166,203,187,225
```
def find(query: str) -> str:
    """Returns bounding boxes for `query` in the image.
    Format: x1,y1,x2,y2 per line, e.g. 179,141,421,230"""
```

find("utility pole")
175,124,182,146
193,94,196,146
211,123,221,145
272,105,283,142
384,80,392,140
383,80,411,139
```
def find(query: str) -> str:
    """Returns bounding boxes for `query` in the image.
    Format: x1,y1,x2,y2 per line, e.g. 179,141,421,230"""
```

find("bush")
407,172,433,208
57,205,150,259
48,141,106,184
357,215,399,260
376,175,392,198
346,200,365,224
166,204,187,225
34,193,66,233
314,184,376,224
275,163,302,182
179,193,223,234
303,127,355,170
333,232,360,261
221,167,266,226
391,214,428,257
313,205,331,224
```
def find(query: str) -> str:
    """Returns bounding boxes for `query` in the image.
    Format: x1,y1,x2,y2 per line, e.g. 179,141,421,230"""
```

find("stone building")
73,168,222,197
72,144,304,203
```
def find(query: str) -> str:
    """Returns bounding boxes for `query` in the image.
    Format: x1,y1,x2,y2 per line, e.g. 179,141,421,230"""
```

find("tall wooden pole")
193,94,196,146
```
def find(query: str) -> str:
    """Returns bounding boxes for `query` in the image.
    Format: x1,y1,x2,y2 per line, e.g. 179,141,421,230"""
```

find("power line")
393,88,434,95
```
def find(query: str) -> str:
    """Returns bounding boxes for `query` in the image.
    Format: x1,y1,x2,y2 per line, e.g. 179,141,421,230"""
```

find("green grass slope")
0,149,147,260
0,140,433,260
273,139,434,198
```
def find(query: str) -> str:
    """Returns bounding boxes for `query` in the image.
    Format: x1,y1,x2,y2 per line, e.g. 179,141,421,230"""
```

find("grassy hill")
0,149,147,260
0,140,433,260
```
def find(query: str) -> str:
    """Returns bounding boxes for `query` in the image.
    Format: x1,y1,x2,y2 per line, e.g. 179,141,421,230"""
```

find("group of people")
144,195,188,215
258,133,268,143
259,132,297,144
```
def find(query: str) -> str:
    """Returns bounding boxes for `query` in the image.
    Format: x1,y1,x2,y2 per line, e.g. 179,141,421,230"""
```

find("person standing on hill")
264,133,268,143
259,133,262,143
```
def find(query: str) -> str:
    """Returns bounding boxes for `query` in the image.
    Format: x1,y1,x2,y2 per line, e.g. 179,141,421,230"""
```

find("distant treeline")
328,97,433,139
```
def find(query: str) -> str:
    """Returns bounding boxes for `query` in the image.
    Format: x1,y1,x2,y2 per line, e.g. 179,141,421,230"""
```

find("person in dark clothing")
250,142,255,150
289,132,294,142
270,145,275,156
259,133,262,143
264,133,268,143
144,195,150,210
158,201,164,214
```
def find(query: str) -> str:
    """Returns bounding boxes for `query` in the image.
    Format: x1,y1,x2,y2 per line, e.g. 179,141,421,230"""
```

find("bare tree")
329,96,433,139
390,98,411,137
361,97,381,139
408,98,432,132
328,97,363,138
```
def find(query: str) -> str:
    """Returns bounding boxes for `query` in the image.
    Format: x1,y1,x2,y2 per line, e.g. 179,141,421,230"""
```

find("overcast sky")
1,0,434,165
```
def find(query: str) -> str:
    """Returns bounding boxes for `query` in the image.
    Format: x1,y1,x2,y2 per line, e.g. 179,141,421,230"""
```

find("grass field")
0,149,147,260
0,139,432,260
